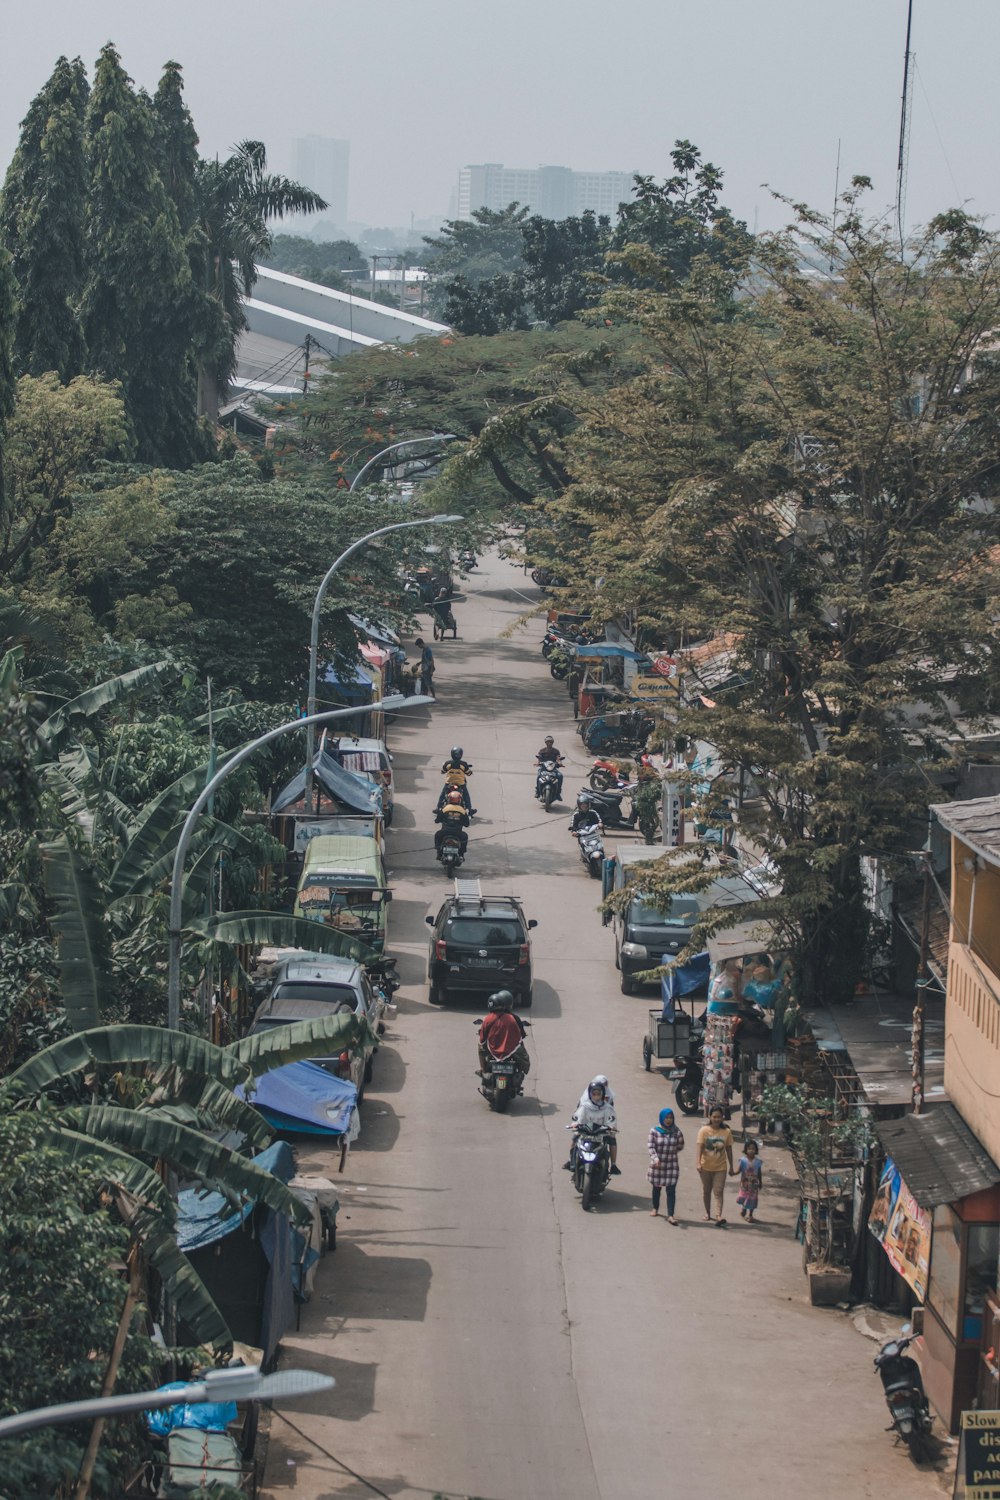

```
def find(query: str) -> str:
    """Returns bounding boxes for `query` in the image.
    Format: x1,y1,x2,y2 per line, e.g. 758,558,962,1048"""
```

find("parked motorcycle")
581,784,638,830
475,1018,531,1113
580,710,655,758
668,1035,704,1115
589,753,653,791
532,567,565,588
436,831,465,875
536,758,563,808
573,824,605,878
568,1124,614,1210
874,1332,932,1461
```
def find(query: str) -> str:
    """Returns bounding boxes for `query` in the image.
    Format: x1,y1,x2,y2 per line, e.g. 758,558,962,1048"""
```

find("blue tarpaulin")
661,951,711,1018
176,1140,296,1253
572,643,648,661
238,1061,358,1136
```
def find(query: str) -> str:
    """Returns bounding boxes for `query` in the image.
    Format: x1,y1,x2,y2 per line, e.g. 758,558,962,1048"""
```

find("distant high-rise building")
456,163,635,222
292,135,350,230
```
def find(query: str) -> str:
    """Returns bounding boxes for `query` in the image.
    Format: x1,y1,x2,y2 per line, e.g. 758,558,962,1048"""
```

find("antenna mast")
896,0,915,247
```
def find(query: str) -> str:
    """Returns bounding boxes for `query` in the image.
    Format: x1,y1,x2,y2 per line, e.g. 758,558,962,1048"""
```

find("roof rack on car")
453,877,483,908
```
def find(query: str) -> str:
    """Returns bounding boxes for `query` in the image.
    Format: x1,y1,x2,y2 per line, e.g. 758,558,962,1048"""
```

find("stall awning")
875,1104,1000,1210
573,644,648,661
707,915,779,962
271,750,382,816
348,614,399,647
176,1140,295,1252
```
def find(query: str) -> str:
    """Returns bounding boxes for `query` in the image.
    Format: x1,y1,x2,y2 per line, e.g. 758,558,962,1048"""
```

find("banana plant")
0,1012,375,1348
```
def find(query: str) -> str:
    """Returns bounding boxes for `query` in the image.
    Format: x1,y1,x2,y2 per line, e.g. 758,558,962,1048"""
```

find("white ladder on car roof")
453,877,482,905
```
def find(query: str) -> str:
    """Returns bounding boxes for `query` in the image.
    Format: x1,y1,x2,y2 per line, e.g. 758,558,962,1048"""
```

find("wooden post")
73,1242,143,1500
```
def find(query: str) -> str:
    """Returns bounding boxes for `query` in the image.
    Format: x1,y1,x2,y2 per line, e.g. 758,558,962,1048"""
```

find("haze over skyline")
3,1,998,238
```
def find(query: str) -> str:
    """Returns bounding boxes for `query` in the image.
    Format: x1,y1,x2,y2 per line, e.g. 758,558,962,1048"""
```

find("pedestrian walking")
647,1107,684,1223
414,637,436,698
737,1139,763,1222
695,1106,736,1226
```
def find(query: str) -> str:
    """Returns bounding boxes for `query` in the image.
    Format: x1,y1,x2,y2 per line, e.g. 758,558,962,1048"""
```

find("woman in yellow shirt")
695,1107,736,1225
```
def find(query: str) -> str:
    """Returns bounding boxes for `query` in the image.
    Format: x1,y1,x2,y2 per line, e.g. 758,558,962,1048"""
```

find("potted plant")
758,1083,870,1306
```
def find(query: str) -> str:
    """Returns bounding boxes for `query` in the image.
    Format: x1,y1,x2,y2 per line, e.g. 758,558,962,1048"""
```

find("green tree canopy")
0,55,89,381
545,190,1000,1002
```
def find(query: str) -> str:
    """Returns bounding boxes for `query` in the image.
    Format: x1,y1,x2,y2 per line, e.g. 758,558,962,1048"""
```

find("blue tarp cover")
573,643,648,660
176,1140,295,1253
238,1060,358,1136
271,748,382,815
661,951,711,1017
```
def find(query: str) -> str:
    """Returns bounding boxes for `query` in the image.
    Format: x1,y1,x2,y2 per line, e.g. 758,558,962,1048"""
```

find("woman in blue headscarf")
647,1107,685,1223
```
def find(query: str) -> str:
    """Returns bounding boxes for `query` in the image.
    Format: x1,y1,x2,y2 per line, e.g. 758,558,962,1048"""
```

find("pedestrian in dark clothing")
414,638,435,698
648,1107,684,1223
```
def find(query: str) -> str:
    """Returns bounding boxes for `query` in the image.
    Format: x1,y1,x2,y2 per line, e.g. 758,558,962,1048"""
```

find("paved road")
262,554,946,1500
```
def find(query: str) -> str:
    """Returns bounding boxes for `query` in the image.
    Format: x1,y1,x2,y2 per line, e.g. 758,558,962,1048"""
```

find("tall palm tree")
195,140,326,418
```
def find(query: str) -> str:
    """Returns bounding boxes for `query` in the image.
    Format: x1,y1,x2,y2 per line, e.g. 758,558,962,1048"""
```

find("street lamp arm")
348,433,461,492
167,695,431,1028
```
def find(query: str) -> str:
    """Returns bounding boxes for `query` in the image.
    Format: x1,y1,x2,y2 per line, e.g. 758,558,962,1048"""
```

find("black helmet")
488,990,514,1012
451,746,463,760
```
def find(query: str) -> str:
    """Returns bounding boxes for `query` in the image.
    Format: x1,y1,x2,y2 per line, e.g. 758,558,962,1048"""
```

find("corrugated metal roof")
875,1103,1000,1209
931,795,1000,868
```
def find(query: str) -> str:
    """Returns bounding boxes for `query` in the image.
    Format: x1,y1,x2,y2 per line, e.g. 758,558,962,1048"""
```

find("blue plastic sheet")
661,951,710,1018
145,1384,237,1435
176,1140,295,1253
238,1060,358,1136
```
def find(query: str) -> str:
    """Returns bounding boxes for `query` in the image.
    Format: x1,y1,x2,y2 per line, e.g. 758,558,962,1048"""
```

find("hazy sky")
2,1,998,236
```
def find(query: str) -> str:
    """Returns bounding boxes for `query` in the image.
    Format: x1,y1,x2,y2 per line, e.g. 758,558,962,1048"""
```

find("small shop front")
874,1106,1000,1431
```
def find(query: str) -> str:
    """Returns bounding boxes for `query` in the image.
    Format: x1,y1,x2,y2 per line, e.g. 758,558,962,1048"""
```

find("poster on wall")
868,1156,931,1301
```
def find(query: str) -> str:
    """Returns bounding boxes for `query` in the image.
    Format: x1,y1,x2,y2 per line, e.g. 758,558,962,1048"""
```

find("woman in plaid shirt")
648,1107,685,1223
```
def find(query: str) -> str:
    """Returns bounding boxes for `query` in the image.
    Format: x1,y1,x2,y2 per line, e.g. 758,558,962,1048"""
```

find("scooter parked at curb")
581,783,638,830
874,1331,932,1462
589,753,653,791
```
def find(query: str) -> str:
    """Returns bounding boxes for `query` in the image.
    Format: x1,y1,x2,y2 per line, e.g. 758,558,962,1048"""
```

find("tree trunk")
198,359,220,422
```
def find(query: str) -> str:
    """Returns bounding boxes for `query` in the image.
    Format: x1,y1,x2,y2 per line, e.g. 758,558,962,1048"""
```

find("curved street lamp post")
166,695,432,1029
303,513,462,809
348,433,460,493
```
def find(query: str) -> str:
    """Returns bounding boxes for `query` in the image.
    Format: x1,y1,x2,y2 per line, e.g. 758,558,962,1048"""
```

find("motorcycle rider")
534,735,565,800
565,1078,620,1173
569,792,603,835
437,746,476,814
577,1073,615,1110
434,789,470,857
478,990,530,1077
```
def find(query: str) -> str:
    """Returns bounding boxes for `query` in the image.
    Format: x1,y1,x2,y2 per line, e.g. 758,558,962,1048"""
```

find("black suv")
426,893,537,1006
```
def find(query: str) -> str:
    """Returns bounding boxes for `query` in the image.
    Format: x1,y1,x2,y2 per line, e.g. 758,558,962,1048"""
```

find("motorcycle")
568,1124,614,1210
365,956,400,1021
436,830,465,875
460,550,477,571
581,784,638,830
532,567,565,588
874,1332,932,1461
535,758,563,808
573,824,605,878
475,1018,531,1113
589,753,653,791
668,1037,704,1115
580,710,656,758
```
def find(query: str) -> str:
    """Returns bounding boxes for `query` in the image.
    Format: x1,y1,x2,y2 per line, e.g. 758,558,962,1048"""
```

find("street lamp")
166,695,432,1029
303,513,463,809
0,1365,334,1439
348,433,461,492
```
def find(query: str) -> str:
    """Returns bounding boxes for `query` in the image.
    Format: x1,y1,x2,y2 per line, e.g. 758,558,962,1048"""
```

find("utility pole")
896,0,915,248
302,333,312,395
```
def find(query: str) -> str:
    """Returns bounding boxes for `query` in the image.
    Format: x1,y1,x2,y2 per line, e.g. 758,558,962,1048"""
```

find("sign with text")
867,1157,930,1301
661,782,681,848
962,1411,1000,1499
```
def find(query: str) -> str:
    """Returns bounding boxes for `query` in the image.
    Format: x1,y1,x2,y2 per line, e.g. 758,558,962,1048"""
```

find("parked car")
425,890,537,1006
293,833,391,953
326,735,395,826
249,953,383,1094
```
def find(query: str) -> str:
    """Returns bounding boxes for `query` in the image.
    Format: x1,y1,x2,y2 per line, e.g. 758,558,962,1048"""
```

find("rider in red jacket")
478,991,530,1075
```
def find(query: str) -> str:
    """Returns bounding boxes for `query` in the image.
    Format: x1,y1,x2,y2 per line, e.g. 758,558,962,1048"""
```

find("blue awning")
238,1061,358,1136
176,1140,296,1252
573,644,648,661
